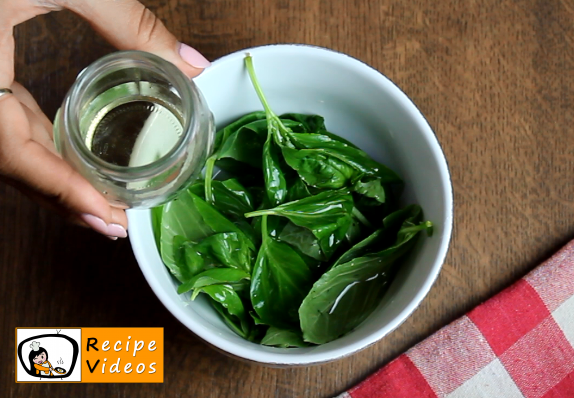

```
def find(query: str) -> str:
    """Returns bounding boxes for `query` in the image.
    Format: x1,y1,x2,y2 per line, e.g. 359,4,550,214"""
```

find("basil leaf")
178,268,250,295
287,132,402,184
151,205,163,250
261,326,309,348
160,190,255,281
195,232,255,271
245,190,354,260
278,222,325,262
212,111,266,153
286,176,312,202
192,179,254,220
278,113,326,134
199,284,252,337
299,207,433,344
160,193,215,281
212,301,248,339
344,217,364,246
189,193,256,251
250,216,313,328
334,205,424,268
353,176,386,203
263,132,288,206
171,235,207,282
279,113,362,150
216,119,269,168
281,146,356,189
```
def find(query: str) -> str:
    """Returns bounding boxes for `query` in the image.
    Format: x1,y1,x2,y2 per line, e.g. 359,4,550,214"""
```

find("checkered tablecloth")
338,240,574,398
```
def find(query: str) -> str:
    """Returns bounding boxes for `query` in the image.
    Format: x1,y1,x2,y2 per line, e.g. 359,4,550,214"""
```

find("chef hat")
30,341,41,351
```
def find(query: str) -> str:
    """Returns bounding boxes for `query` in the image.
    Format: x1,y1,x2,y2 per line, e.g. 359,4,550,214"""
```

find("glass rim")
63,50,199,181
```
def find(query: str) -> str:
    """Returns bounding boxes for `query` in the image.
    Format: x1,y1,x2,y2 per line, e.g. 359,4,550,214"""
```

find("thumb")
64,0,210,78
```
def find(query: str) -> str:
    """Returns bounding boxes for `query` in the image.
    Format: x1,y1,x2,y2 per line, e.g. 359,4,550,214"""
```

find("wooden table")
3,0,574,396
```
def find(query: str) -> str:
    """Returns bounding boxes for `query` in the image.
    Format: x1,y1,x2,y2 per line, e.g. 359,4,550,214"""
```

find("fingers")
0,97,127,238
62,0,210,78
0,25,16,87
13,141,128,238
20,104,56,154
0,0,60,87
11,82,54,138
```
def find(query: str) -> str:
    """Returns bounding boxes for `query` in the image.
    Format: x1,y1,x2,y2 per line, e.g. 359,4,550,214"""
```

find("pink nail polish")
80,213,108,235
178,43,211,68
107,223,128,238
80,214,127,238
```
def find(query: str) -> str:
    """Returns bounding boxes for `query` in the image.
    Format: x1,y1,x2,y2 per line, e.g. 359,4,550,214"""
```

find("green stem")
244,209,275,218
261,215,269,244
244,54,293,146
244,55,276,118
204,155,217,204
352,207,373,228
400,221,433,235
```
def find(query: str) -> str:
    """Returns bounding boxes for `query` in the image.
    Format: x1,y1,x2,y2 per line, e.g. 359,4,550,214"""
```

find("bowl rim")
127,43,454,365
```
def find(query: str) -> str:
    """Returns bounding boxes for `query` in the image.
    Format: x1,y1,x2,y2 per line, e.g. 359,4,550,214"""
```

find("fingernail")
107,236,118,241
108,223,128,238
178,43,211,68
80,214,127,238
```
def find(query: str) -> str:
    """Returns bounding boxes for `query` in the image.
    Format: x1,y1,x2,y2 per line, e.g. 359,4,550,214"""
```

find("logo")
16,328,81,382
16,328,163,383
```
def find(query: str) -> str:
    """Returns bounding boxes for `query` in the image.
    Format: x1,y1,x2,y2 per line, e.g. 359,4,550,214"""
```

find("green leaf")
334,205,423,268
194,232,255,272
282,146,356,189
278,113,326,134
212,301,248,339
160,190,255,282
178,268,250,295
286,132,402,184
286,176,312,202
212,111,267,153
245,190,354,260
299,206,433,344
199,284,252,337
216,119,269,168
344,217,364,246
208,118,302,197
193,179,255,220
261,326,310,348
278,222,325,262
189,193,256,251
250,216,313,328
279,131,401,196
278,113,362,149
353,176,386,203
171,235,206,282
151,205,163,251
263,131,288,206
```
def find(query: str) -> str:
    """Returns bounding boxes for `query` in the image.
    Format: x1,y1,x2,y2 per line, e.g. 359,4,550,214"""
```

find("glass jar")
54,51,214,208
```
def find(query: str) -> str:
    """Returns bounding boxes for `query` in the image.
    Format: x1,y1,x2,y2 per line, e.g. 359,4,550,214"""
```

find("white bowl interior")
128,44,453,365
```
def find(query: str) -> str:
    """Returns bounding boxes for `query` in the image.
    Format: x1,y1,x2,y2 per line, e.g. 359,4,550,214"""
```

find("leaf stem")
244,209,275,218
204,155,217,204
400,222,434,236
261,215,269,244
352,207,373,228
245,55,276,118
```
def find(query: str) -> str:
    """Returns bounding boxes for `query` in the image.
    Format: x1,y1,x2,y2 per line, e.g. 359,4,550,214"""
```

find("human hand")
0,0,210,239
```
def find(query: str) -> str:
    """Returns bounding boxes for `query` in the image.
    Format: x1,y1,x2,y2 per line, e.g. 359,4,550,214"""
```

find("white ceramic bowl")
127,44,453,366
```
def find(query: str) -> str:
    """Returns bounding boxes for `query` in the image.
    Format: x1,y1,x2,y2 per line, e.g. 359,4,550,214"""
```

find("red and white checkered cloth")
338,240,574,398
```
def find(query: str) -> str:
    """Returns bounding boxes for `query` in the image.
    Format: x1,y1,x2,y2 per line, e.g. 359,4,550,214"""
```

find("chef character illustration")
28,341,55,376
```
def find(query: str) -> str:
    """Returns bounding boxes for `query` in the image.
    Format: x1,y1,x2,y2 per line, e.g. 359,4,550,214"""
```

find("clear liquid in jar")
83,82,184,168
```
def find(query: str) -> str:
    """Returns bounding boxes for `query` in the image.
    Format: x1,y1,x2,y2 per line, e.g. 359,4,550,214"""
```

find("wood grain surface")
3,0,574,396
